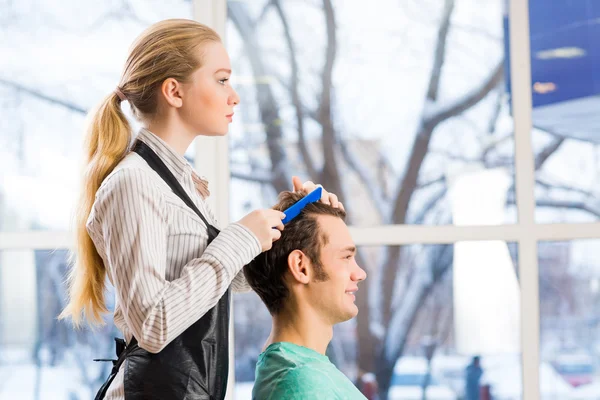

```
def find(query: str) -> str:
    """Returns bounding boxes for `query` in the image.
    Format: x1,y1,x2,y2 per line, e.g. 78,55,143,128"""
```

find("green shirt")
252,342,367,400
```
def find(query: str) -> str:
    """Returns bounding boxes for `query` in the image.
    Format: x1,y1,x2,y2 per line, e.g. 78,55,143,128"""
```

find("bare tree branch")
426,0,454,101
317,0,345,207
377,149,398,199
417,175,446,189
0,78,86,114
486,157,514,169
228,2,291,193
256,0,275,27
428,149,481,163
379,241,453,399
501,135,575,221
535,138,564,170
355,249,376,375
230,169,274,184
272,0,319,181
339,139,390,222
505,193,600,218
487,89,504,135
411,187,448,224
381,0,459,343
272,72,292,93
535,199,600,218
393,61,504,232
85,2,148,32
378,263,436,385
482,133,513,161
394,8,504,231
506,176,597,214
376,1,507,395
424,61,503,126
536,177,594,197
306,108,320,124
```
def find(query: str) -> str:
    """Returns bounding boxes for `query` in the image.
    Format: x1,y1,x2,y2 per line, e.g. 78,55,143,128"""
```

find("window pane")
227,0,515,226
0,250,117,399
539,240,600,399
524,1,600,223
234,242,521,399
0,1,193,232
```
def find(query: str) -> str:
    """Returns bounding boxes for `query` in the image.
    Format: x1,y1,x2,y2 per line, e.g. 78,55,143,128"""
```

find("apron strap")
94,338,138,400
132,140,219,240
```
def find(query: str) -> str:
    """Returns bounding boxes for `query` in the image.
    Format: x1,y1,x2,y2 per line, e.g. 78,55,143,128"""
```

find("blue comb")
281,186,323,224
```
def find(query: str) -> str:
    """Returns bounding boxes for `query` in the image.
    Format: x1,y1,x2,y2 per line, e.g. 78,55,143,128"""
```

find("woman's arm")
88,168,261,353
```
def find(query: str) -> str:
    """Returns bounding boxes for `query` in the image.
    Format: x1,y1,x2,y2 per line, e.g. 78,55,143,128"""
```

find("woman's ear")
287,250,310,284
160,78,184,108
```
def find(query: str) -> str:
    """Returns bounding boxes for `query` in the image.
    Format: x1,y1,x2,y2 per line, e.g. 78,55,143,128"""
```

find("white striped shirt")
86,128,261,399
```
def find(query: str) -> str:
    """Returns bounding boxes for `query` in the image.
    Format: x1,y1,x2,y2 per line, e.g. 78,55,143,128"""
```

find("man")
244,191,368,399
465,355,483,400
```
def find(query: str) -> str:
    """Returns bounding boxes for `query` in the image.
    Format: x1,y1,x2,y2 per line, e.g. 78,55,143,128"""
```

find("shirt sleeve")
231,264,253,293
201,188,254,294
87,168,261,353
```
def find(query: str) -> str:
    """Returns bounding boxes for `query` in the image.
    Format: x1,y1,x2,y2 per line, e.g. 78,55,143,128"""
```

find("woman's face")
179,41,240,136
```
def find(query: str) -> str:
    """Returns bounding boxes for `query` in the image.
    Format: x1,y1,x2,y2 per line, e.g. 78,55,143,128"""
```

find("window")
3,1,599,399
539,240,600,397
0,250,118,398
0,2,193,399
0,0,194,232
226,0,516,228
233,243,522,399
527,1,600,224
225,0,600,399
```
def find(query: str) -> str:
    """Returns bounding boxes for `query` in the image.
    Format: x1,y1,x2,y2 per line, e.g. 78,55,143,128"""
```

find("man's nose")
353,263,367,282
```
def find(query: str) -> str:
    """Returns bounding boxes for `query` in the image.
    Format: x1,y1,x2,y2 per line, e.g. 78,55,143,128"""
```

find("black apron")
95,140,230,400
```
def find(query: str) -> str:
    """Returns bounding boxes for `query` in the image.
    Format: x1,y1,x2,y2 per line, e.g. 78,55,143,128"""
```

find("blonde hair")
60,19,221,326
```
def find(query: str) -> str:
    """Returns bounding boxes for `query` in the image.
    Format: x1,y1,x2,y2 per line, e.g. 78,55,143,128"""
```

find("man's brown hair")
244,191,346,315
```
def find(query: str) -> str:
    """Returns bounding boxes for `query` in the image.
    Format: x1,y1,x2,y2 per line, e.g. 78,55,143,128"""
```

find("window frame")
1,1,593,399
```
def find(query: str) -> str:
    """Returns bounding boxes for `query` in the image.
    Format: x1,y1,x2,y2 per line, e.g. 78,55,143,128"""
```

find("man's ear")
160,78,184,108
287,250,310,284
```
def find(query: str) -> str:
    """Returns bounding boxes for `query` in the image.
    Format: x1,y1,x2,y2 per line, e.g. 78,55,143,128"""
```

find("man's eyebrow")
340,246,356,254
214,68,232,74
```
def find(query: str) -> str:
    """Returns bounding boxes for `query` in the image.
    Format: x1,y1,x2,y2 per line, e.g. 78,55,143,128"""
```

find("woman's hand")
291,176,344,211
238,209,286,251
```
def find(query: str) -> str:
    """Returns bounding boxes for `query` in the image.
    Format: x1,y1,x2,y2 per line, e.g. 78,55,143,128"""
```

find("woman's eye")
219,78,229,85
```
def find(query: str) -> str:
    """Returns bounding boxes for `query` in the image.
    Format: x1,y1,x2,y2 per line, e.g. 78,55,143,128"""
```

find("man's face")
306,215,367,325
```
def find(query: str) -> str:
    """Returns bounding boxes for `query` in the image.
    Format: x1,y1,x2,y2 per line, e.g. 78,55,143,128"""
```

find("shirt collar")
136,128,192,182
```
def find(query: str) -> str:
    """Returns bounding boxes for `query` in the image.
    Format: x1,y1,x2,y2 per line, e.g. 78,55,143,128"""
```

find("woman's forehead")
199,41,231,71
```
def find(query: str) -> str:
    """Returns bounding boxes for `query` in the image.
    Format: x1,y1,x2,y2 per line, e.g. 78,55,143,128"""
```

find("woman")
60,19,342,400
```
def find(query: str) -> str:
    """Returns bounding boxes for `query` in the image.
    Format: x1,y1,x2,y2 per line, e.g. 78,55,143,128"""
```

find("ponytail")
60,92,131,326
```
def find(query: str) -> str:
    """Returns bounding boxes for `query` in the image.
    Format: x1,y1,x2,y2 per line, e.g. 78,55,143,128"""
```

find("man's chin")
340,306,359,322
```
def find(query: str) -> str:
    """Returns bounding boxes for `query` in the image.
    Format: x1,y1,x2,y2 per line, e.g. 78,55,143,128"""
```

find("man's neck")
265,306,333,355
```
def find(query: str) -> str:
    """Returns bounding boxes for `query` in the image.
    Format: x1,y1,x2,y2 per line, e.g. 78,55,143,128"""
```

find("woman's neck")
146,120,195,156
